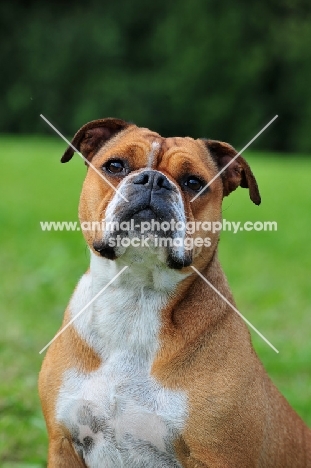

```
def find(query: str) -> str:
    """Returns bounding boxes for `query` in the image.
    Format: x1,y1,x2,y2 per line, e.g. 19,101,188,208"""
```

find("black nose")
133,170,172,191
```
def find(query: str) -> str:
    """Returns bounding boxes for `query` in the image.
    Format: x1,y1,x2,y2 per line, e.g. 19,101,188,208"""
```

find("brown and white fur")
39,118,311,467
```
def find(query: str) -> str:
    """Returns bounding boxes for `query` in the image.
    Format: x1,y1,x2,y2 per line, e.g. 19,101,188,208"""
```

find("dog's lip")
132,206,154,215
130,207,157,224
125,204,160,221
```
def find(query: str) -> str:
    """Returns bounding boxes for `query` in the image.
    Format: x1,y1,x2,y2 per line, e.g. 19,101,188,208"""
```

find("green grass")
0,135,310,465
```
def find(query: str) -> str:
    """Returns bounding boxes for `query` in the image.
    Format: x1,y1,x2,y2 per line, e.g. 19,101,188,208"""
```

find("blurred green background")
1,0,311,151
0,0,311,466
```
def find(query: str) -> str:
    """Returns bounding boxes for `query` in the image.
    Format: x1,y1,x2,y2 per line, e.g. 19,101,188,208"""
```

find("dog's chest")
56,261,187,467
57,355,186,467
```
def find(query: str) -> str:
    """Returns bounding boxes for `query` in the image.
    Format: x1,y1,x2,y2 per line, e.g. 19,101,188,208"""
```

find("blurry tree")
0,0,311,152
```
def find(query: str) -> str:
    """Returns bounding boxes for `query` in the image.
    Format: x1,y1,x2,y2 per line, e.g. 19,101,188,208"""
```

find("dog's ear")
202,139,261,205
61,118,132,164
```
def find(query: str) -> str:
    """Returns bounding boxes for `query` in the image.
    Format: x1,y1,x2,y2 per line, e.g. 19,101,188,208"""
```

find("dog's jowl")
39,118,311,467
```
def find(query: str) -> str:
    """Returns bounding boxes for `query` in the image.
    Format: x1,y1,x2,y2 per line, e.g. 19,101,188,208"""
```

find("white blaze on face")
147,141,160,169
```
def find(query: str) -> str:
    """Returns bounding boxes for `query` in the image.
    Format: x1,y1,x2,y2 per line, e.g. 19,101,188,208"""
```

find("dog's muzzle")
93,170,192,269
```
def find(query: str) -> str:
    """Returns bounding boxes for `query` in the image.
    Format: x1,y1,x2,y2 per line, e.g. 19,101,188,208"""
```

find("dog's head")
62,118,260,269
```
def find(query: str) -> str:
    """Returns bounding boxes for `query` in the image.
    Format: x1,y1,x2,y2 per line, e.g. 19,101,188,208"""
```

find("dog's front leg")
48,435,86,468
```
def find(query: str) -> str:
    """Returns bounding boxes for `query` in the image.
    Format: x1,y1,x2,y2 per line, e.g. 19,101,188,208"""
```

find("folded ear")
202,139,261,205
61,118,132,164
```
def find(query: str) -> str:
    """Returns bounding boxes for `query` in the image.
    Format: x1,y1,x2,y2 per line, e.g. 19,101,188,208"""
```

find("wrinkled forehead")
131,128,206,156
95,126,212,169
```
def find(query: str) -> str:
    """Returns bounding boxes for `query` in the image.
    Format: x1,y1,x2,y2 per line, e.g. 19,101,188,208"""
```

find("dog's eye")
184,176,204,192
105,160,124,174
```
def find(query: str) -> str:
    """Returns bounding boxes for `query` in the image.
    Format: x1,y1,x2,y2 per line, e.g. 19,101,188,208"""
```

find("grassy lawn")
0,135,310,466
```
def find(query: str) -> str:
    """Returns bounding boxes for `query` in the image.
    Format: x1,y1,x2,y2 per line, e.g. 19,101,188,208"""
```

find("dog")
39,118,311,467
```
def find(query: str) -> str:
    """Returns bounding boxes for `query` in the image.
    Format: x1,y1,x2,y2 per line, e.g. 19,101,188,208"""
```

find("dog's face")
62,118,260,269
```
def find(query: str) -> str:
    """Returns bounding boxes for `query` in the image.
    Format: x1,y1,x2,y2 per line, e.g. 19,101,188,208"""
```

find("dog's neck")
88,247,231,330
69,248,230,363
68,250,189,362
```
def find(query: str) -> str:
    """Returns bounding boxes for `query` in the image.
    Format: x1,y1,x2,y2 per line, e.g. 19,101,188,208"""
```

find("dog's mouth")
93,208,192,269
131,207,156,224
93,184,192,269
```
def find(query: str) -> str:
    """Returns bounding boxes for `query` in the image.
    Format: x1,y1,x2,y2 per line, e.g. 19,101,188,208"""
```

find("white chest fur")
56,251,188,467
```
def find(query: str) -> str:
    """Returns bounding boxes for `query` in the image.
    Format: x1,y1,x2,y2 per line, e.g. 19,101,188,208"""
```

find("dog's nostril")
133,170,172,190
133,173,150,185
156,175,171,190
157,175,165,187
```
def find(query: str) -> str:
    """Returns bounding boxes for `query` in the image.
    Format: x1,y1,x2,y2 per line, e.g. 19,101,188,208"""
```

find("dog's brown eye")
185,176,204,192
105,160,124,174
